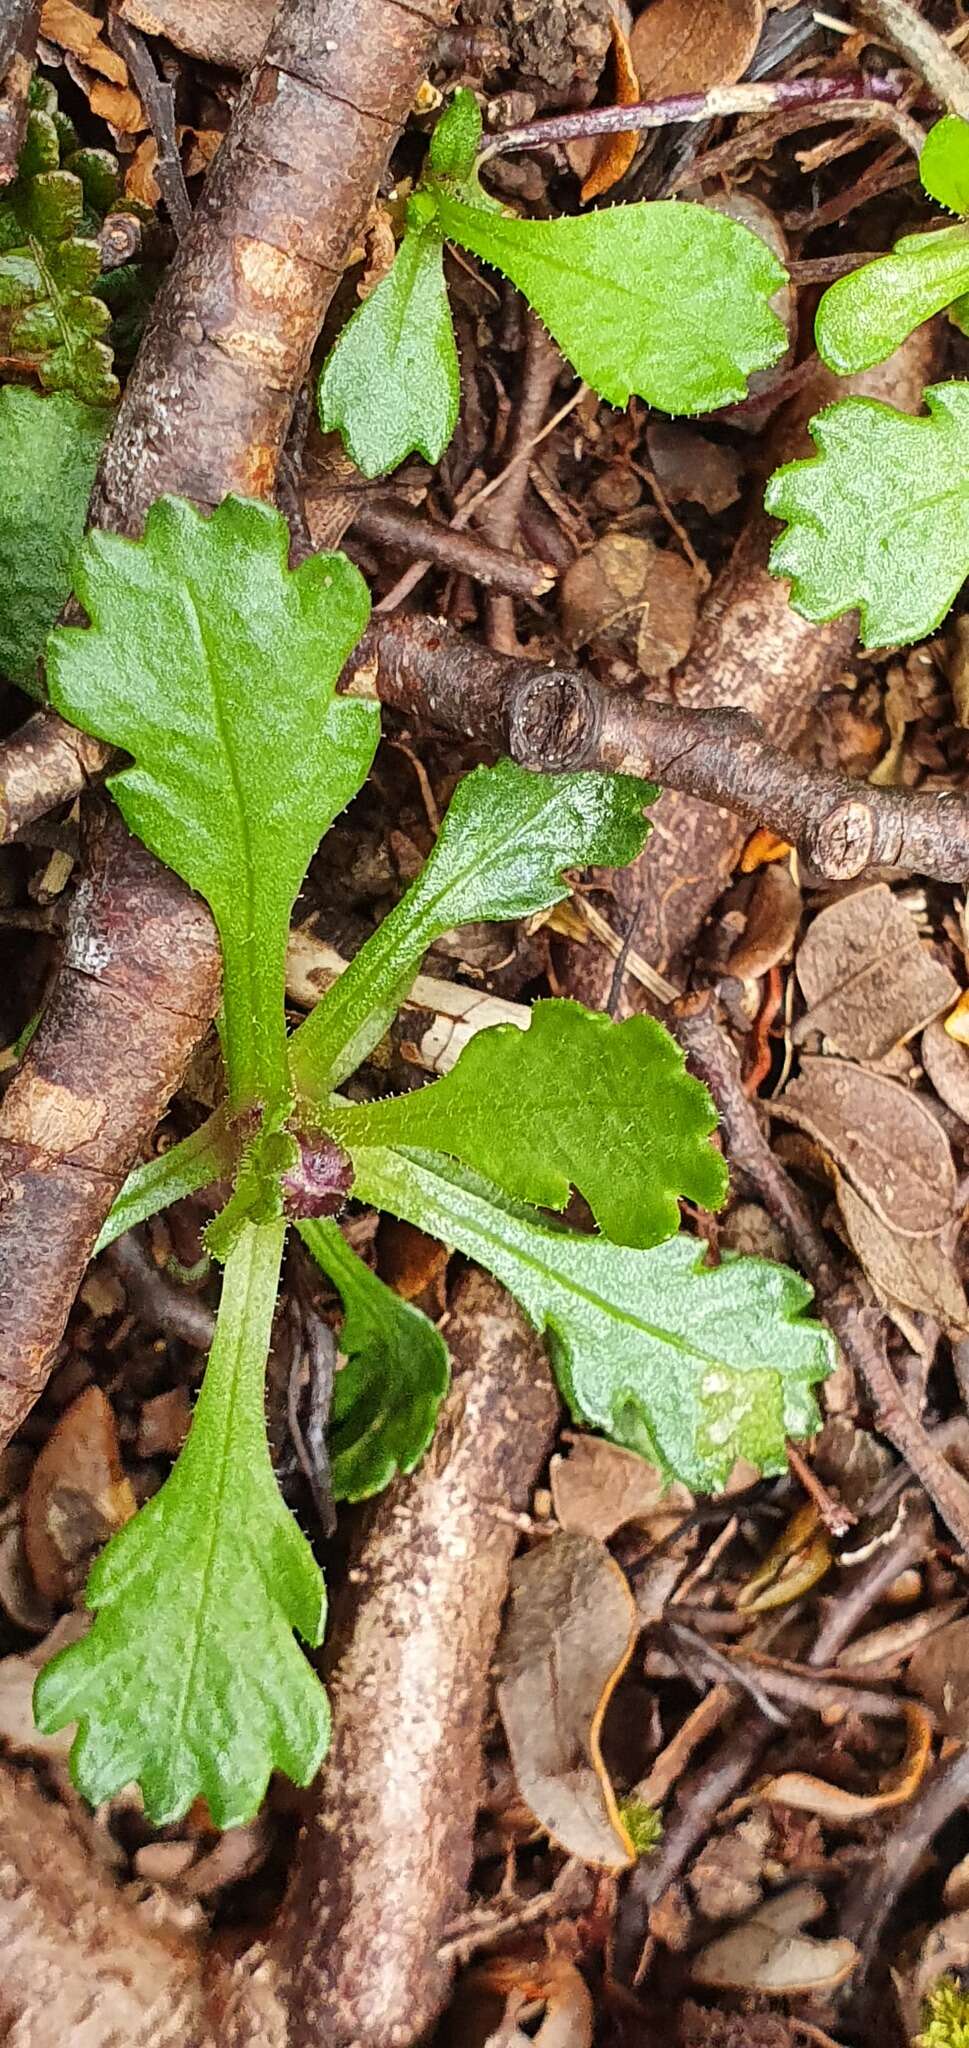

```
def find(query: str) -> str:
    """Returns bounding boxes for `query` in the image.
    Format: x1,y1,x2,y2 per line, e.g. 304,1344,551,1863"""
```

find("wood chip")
496,1531,637,1869
630,0,763,97
794,885,958,1061
774,1056,956,1237
690,1883,858,1995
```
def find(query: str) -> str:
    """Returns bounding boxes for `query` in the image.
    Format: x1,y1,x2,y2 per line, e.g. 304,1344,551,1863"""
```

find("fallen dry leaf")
923,1018,969,1124
645,421,741,516
89,75,145,136
581,15,640,202
0,1613,86,1761
40,0,129,83
909,1616,969,1738
690,1883,858,1995
794,884,958,1061
0,1524,54,1633
117,0,271,70
559,532,656,651
759,1702,932,1820
774,1056,956,1237
737,1503,833,1613
835,1176,968,1332
549,1433,691,1543
630,0,762,98
726,861,801,982
23,1384,136,1604
126,134,160,208
377,1215,448,1305
635,549,701,677
496,1531,638,1869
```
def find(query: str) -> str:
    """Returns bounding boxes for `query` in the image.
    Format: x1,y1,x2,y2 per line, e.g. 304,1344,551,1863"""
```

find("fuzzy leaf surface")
290,758,654,1099
47,496,377,1113
318,219,459,479
299,1219,449,1500
330,999,726,1247
0,387,108,693
767,381,969,647
814,224,969,374
432,194,788,413
921,114,969,215
352,1150,832,1492
34,1221,329,1826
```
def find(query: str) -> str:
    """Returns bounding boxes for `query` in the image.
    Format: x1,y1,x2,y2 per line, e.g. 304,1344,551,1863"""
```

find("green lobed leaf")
920,114,969,215
289,757,654,1100
0,386,109,694
47,496,378,1115
34,1220,330,1827
328,999,726,1248
431,193,788,414
299,1218,450,1500
351,1148,832,1493
318,216,460,479
814,224,969,375
766,381,969,647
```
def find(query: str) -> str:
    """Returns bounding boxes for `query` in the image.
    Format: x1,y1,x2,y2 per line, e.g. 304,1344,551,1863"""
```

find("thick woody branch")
0,0,40,184
349,614,969,886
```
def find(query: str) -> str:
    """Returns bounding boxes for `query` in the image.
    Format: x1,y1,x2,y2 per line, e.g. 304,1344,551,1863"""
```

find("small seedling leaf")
815,224,969,374
34,1221,330,1826
318,220,460,479
46,495,377,1113
766,381,969,647
330,998,726,1247
290,758,654,1098
299,1218,450,1500
920,114,969,215
432,193,788,414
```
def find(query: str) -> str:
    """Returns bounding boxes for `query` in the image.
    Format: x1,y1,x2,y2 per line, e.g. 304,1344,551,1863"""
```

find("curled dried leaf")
581,16,640,203
759,1702,933,1820
691,1883,858,1995
496,1531,638,1869
629,0,763,98
737,1503,833,1613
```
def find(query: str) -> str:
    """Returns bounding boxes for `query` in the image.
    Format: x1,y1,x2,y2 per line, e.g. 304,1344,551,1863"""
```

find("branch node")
506,669,597,771
810,796,876,880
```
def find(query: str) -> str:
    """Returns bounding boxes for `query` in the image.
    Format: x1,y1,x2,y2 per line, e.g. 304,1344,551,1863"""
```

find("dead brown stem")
351,496,558,599
0,0,457,1446
218,1268,560,2048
